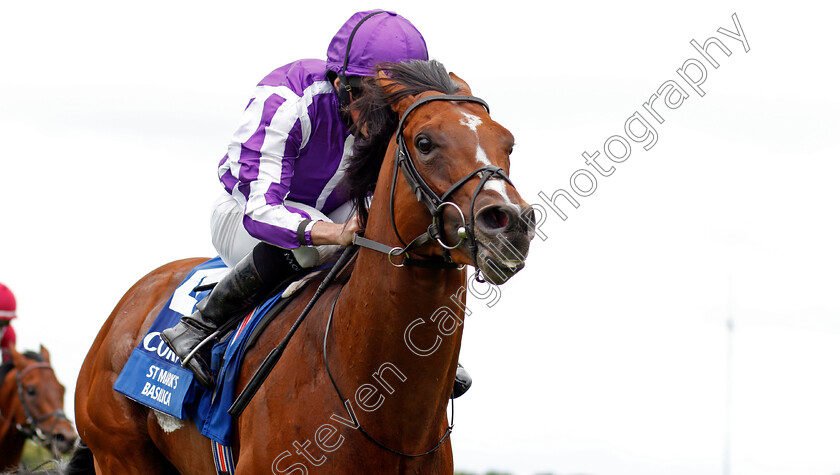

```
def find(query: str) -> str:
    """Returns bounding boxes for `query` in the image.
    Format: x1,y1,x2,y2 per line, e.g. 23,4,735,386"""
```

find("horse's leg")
75,260,207,474
147,411,217,474
87,440,178,474
76,362,179,474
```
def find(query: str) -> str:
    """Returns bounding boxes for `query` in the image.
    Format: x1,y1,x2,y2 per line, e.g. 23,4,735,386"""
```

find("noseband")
354,94,515,275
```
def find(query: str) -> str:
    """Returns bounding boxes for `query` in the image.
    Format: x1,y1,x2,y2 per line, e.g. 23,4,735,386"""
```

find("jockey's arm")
310,215,362,247
0,323,15,349
225,80,363,250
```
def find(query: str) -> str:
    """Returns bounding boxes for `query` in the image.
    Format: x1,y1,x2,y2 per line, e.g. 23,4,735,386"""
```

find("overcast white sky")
2,1,840,474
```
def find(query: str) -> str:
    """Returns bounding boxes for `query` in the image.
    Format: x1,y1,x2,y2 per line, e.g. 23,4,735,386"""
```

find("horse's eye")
415,136,433,154
26,386,37,396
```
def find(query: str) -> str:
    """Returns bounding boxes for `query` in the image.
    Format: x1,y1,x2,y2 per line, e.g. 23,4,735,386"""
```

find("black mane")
341,59,461,225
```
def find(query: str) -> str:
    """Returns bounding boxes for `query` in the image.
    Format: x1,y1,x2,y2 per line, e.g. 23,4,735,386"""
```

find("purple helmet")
326,10,428,79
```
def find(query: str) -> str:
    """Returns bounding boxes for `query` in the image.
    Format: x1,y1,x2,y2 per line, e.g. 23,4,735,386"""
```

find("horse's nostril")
478,206,510,232
55,434,65,442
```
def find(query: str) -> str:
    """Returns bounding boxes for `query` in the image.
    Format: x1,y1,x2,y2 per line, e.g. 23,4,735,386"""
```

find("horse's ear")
40,344,51,363
376,70,416,118
449,72,473,95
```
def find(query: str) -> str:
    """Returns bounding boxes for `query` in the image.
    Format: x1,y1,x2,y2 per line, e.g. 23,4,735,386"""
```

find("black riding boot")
161,243,303,389
452,363,472,399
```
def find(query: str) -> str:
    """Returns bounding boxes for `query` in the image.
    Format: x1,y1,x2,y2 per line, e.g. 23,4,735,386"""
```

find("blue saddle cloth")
113,257,288,446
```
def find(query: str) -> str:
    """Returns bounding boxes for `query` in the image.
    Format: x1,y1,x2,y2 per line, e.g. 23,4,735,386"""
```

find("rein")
320,95,502,457
353,94,514,277
0,361,68,451
228,246,358,417
232,94,509,458
323,286,454,457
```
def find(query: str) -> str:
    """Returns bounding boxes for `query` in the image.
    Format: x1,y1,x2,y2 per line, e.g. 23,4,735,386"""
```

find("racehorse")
72,59,535,474
0,346,77,471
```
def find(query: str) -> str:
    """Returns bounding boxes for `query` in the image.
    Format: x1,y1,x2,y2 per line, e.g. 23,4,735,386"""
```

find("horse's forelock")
378,60,460,104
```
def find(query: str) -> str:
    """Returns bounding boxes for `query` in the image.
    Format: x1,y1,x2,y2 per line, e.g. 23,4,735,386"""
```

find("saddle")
113,251,357,447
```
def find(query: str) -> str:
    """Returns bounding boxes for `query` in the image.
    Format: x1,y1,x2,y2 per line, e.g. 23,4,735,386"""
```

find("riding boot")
161,243,303,389
452,363,472,399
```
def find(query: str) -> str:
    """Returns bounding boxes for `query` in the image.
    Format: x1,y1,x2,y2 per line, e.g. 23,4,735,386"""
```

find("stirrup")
181,329,221,366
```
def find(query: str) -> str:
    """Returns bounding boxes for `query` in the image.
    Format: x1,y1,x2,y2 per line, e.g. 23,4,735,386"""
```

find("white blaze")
460,112,490,166
484,179,520,212
458,111,520,212
475,145,491,166
459,112,482,131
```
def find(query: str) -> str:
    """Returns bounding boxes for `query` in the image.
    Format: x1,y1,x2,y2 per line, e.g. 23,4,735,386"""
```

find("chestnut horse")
0,346,77,471
73,60,534,474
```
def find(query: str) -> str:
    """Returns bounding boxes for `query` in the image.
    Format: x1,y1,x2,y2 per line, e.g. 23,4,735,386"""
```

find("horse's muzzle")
473,204,535,284
53,429,77,454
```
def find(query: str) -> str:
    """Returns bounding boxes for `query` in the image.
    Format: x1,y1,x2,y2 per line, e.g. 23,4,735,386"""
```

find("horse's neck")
332,198,466,448
0,368,18,415
341,249,466,353
0,369,25,451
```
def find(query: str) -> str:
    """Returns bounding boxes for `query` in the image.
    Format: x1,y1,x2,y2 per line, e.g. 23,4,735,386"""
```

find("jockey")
162,10,472,397
0,283,17,365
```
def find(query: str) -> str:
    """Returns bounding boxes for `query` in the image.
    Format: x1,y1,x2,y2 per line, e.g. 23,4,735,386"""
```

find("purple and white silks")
217,59,354,250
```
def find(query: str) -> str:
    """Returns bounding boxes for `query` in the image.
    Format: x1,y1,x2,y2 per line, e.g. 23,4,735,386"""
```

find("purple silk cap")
326,10,428,77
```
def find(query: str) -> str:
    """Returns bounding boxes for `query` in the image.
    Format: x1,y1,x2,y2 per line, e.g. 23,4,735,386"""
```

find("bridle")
353,94,515,276
232,93,521,454
0,361,69,453
325,95,514,457
323,286,454,458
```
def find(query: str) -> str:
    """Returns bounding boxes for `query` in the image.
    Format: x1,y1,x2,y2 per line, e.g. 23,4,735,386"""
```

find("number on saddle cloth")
113,255,346,434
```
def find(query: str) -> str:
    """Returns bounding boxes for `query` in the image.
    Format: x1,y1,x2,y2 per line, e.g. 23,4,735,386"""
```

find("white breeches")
210,193,355,268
